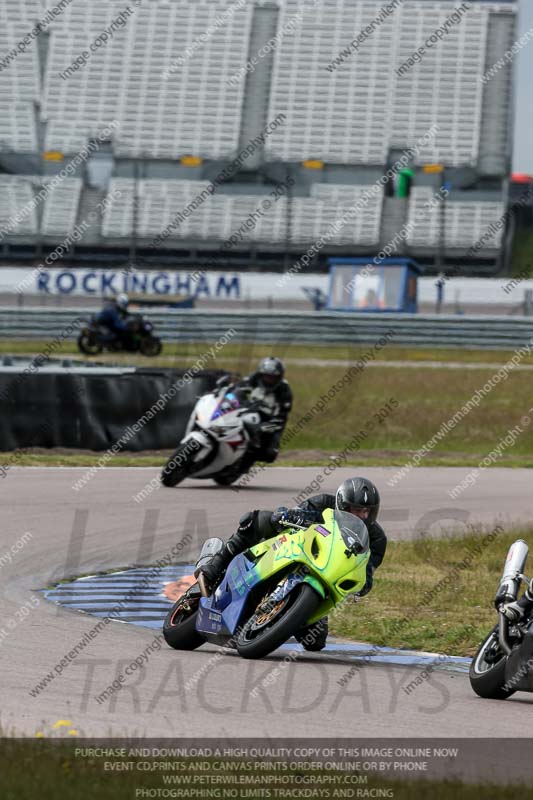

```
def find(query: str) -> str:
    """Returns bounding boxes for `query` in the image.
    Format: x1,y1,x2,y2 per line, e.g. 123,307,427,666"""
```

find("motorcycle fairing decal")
210,398,224,421
316,526,331,537
250,515,369,606
211,393,241,421
273,535,304,561
197,603,225,634
271,535,287,552
197,553,259,636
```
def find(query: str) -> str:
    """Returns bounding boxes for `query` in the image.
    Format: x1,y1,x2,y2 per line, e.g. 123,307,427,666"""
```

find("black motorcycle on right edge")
470,539,533,699
77,314,162,357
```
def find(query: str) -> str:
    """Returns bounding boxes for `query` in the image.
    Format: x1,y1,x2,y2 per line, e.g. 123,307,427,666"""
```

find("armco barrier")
1,308,533,349
0,363,222,452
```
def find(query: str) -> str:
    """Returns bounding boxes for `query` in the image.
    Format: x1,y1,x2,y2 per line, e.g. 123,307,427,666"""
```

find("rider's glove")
237,510,259,536
270,507,289,532
247,400,271,417
271,507,317,532
260,418,283,434
500,601,524,622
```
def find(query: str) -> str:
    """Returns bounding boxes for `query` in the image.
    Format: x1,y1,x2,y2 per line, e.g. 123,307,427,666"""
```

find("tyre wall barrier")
0,364,223,452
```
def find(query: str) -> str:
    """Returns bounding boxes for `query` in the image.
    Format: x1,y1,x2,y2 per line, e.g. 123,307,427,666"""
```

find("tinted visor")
347,506,372,519
260,373,280,387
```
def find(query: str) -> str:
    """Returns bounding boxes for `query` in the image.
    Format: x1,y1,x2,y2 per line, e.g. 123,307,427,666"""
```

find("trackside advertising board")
0,267,531,304
0,268,328,300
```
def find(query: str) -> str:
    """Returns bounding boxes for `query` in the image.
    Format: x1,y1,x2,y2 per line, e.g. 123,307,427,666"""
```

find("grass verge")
4,338,533,365
4,449,533,469
330,527,526,656
3,340,533,465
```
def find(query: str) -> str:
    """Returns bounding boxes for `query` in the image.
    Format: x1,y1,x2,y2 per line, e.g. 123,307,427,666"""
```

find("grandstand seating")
101,179,383,246
0,0,514,261
406,187,505,249
0,174,82,237
292,184,382,245
2,1,502,166
392,2,489,166
267,0,490,166
0,173,505,250
104,178,289,242
43,1,253,157
0,176,38,235
0,1,40,152
444,201,506,249
40,177,82,236
268,0,395,164
101,178,134,238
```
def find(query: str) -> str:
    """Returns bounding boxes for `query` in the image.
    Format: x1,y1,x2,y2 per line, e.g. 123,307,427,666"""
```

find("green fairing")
247,508,370,626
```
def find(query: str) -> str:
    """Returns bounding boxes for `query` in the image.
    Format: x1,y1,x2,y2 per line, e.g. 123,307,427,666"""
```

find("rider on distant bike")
217,357,293,473
96,293,131,345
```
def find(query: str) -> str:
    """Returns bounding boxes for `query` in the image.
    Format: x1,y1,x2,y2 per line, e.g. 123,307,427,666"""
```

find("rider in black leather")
195,477,387,651
218,358,292,470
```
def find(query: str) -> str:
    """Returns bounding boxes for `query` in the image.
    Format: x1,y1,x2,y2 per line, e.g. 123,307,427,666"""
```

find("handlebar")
280,521,308,531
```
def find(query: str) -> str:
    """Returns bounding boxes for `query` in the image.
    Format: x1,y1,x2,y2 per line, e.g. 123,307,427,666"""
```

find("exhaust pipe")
195,537,224,598
496,539,529,604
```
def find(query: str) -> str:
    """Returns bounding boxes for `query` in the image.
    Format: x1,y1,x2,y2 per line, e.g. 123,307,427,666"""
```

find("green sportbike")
163,508,370,659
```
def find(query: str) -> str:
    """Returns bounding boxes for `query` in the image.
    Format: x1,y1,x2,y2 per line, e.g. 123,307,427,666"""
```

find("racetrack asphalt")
1,467,532,769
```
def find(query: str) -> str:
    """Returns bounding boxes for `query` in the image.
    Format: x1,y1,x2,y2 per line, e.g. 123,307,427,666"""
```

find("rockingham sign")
1,267,530,305
20,268,240,299
0,267,329,300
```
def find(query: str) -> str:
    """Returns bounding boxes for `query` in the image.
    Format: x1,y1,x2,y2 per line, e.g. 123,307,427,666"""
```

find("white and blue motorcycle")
161,386,280,488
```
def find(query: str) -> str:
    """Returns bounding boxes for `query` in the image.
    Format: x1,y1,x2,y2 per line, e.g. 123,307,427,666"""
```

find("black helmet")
336,477,380,524
258,357,284,389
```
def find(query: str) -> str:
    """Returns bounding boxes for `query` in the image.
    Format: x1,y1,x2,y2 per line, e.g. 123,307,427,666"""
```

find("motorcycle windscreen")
211,392,241,421
332,510,370,556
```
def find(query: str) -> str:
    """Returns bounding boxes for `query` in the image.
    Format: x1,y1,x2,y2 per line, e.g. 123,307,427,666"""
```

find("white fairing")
178,389,260,479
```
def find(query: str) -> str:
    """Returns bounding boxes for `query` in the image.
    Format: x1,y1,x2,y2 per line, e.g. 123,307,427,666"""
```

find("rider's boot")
295,617,329,651
194,512,262,592
238,449,259,475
